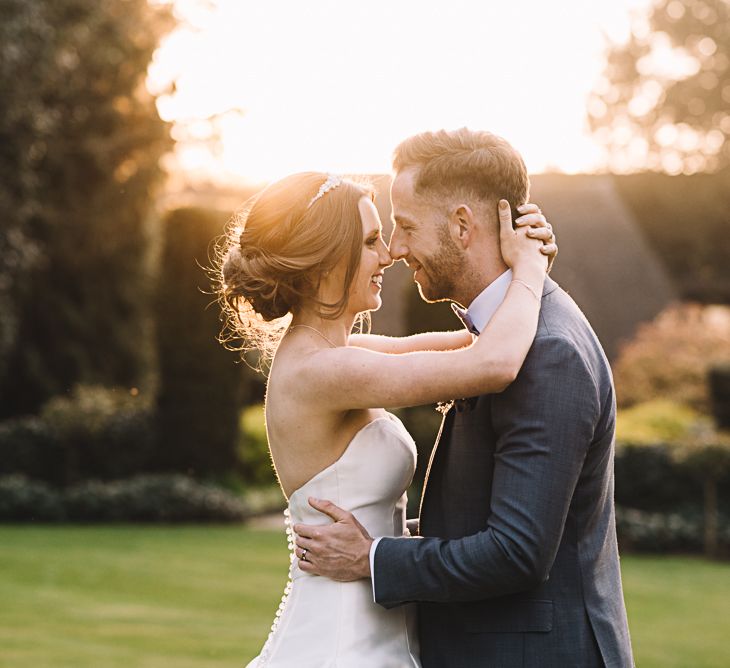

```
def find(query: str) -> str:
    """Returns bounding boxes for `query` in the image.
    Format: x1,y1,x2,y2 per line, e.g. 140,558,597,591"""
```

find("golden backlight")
148,0,651,183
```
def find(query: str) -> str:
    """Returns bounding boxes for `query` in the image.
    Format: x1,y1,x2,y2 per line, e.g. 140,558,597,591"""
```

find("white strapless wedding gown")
245,413,421,667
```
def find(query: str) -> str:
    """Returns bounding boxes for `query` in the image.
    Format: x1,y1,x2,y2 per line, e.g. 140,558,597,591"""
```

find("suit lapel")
417,405,454,526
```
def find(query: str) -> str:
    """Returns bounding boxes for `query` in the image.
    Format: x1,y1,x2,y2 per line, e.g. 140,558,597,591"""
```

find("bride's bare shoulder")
268,341,338,403
271,337,348,381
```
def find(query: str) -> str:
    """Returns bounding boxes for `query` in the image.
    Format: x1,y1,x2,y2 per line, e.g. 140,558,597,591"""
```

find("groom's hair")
392,128,529,212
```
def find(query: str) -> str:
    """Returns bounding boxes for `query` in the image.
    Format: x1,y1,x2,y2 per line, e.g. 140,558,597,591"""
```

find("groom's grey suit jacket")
374,277,634,668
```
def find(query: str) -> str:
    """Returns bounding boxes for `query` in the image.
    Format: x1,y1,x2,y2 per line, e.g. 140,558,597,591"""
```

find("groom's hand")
293,498,373,581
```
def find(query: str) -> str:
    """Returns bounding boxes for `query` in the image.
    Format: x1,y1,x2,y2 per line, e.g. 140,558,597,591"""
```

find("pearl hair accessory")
307,174,343,208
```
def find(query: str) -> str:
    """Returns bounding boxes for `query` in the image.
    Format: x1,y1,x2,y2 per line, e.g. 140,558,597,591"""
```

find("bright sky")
148,0,651,183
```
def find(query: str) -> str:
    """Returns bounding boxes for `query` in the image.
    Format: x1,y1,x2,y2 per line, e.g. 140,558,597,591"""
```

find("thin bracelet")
511,278,541,302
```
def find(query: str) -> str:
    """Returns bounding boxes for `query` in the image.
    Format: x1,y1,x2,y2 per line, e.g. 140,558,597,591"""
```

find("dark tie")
449,303,480,412
451,303,480,336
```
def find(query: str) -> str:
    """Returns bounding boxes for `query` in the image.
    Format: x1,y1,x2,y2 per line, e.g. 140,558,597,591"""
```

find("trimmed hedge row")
2,472,727,553
614,441,730,512
616,506,730,554
0,385,155,487
0,474,248,523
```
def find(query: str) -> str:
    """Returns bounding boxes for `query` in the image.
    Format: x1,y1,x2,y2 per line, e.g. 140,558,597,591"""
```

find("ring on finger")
300,548,308,562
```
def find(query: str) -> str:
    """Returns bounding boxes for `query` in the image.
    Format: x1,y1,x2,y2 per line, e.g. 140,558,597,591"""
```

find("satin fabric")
246,413,421,668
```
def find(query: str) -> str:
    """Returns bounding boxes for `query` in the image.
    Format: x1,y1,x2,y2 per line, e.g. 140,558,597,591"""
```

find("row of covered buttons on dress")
255,508,295,666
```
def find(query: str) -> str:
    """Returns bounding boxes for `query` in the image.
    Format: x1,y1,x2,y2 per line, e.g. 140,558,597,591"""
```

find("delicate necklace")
287,324,340,348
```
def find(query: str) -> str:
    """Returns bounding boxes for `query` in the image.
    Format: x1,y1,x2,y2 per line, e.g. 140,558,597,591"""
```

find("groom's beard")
413,231,463,303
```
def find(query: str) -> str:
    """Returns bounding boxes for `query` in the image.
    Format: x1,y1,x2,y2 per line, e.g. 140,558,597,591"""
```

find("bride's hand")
514,202,558,273
498,199,548,278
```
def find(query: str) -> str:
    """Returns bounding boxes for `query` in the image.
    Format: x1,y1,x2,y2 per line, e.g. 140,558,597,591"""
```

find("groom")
294,128,634,667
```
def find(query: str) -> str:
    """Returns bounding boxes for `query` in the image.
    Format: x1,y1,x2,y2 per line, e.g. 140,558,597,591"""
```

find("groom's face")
389,168,463,302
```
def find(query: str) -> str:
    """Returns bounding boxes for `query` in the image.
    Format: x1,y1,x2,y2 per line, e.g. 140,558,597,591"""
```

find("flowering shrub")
613,304,730,411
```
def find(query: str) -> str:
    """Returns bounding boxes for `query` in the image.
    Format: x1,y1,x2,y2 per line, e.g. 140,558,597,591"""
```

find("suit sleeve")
373,335,601,607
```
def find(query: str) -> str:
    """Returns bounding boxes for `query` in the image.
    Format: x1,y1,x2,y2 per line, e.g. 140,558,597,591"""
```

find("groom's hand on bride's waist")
293,498,373,581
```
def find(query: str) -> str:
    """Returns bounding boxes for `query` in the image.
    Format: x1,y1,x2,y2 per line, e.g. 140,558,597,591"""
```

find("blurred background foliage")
0,0,175,418
154,206,248,479
613,303,730,410
589,0,730,173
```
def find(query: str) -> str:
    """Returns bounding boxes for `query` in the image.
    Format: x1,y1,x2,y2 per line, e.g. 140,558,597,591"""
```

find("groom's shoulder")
537,279,596,342
529,280,611,380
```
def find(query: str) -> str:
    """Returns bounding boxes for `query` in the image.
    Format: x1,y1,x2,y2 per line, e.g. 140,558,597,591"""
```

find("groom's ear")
449,204,474,249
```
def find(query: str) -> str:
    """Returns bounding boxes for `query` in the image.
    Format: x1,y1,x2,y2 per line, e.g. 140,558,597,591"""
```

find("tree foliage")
589,0,730,173
154,207,248,478
613,303,730,410
0,0,175,417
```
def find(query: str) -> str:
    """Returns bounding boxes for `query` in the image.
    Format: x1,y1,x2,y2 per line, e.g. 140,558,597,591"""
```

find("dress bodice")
287,414,417,569
248,412,421,667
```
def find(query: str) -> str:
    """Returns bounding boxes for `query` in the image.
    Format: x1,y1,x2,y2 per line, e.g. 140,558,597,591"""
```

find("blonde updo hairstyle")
217,172,373,366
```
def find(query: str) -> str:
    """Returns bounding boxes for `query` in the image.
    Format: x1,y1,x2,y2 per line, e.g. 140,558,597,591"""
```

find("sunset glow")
148,0,652,183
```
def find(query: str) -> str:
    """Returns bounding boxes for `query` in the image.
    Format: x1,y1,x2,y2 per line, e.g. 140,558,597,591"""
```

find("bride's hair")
215,172,373,367
392,128,529,213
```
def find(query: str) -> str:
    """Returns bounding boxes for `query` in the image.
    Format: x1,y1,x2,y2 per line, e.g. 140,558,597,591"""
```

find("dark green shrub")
614,442,704,512
154,207,248,477
0,385,155,486
616,435,730,557
236,404,275,487
709,364,730,429
0,417,65,485
0,475,64,522
102,404,157,479
63,474,247,523
614,506,729,553
0,474,247,523
615,399,730,521
39,384,154,485
671,431,730,557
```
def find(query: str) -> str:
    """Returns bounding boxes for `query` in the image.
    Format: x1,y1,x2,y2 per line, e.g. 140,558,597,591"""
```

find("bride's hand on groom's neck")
498,200,547,287
513,202,558,273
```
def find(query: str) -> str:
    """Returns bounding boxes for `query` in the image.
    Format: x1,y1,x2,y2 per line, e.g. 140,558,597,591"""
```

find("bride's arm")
348,330,473,354
295,202,547,410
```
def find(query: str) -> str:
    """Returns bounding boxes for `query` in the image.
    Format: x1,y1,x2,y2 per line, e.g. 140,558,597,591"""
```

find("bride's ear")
448,204,475,249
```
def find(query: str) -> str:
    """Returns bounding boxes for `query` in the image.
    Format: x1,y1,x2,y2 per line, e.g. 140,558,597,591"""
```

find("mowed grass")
0,525,728,668
620,554,730,667
0,525,290,668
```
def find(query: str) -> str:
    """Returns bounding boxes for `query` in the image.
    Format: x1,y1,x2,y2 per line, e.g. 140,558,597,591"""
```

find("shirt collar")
451,269,512,335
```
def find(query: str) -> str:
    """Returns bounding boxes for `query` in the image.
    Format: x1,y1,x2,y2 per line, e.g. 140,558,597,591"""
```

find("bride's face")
344,197,393,314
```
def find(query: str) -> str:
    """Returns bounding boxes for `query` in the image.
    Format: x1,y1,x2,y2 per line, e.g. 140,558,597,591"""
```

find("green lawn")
0,526,728,667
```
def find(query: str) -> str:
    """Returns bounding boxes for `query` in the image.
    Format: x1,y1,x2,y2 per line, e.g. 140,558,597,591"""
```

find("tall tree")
588,0,730,173
0,0,175,416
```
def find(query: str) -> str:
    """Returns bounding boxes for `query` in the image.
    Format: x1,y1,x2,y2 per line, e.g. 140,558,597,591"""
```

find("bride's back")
265,335,383,499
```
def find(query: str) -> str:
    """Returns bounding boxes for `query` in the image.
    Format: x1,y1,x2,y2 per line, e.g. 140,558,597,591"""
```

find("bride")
218,171,554,667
